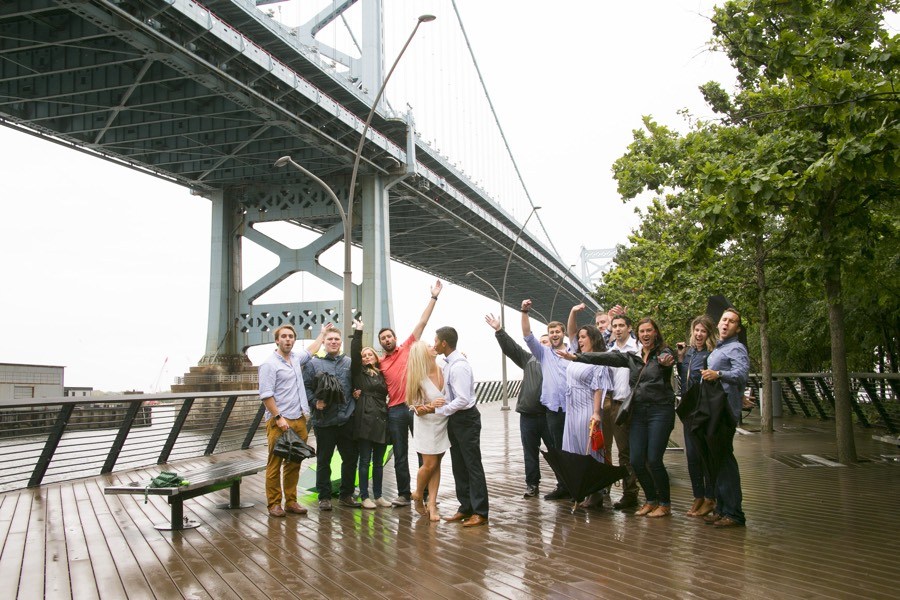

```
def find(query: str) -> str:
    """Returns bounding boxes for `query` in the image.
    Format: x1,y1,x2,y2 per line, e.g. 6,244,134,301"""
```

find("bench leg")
216,480,254,510
155,497,200,531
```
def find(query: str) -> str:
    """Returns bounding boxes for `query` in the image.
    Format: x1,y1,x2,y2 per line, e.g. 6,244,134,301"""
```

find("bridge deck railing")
747,372,900,434
0,381,515,493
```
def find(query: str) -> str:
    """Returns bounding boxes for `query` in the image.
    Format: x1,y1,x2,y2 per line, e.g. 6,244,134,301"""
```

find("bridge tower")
580,246,618,288
190,0,400,385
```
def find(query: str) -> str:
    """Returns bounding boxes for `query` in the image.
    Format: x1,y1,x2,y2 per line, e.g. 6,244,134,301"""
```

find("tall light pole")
496,205,540,410
465,270,510,409
549,264,577,322
276,14,435,339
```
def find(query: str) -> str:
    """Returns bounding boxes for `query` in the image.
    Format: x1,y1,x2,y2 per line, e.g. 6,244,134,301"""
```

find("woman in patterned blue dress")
563,305,614,465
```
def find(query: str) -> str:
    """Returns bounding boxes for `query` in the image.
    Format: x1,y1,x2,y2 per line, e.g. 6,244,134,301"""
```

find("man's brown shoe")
285,501,307,515
443,512,472,523
462,514,488,528
713,516,744,528
268,505,286,517
704,512,723,524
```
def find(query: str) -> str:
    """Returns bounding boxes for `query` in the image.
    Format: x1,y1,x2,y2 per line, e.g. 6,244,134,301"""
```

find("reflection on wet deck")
1,402,897,599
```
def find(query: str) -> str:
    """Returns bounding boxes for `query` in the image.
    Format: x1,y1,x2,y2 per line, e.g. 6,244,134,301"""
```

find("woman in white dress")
405,341,450,521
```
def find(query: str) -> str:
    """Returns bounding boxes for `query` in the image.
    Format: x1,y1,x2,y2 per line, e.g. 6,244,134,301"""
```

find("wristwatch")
274,414,282,421
716,371,722,379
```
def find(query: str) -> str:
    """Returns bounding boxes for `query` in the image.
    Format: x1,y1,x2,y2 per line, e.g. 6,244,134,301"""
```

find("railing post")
158,399,195,464
242,405,266,450
799,377,829,419
782,378,812,418
28,404,75,488
858,378,897,434
102,400,145,474
205,396,238,455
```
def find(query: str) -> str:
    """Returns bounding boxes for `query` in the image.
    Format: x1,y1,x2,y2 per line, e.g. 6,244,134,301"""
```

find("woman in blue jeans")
350,320,391,509
559,317,676,517
676,315,717,517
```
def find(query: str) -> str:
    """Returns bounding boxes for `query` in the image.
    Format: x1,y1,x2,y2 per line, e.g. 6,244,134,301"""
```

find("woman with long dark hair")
558,317,676,517
350,319,391,509
676,315,717,517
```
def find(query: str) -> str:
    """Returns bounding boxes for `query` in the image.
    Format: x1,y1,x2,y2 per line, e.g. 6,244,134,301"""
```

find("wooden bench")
105,459,266,531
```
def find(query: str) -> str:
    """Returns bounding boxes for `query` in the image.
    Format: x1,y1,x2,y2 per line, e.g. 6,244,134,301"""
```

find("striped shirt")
525,333,568,412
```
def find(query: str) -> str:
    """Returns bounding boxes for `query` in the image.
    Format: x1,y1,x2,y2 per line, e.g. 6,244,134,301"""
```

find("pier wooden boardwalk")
1,402,897,599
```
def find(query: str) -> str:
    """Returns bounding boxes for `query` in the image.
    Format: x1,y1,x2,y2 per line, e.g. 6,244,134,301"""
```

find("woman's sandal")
647,505,671,518
635,503,657,516
694,499,716,517
686,498,704,516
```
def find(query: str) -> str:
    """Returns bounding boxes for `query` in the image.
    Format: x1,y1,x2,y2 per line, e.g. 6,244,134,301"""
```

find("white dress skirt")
412,378,451,455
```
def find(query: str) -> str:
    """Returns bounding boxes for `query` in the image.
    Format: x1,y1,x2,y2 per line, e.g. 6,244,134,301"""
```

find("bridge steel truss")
0,0,597,364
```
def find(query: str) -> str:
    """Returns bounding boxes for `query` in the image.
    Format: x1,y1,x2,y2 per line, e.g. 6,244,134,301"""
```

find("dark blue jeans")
357,440,387,499
519,412,552,487
714,426,745,524
682,416,715,499
387,405,412,499
545,408,568,492
313,421,358,500
629,402,675,505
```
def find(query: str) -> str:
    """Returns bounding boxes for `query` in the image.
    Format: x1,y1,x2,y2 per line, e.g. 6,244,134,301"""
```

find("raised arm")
520,299,533,338
486,313,531,370
410,280,443,341
350,320,363,379
567,303,585,339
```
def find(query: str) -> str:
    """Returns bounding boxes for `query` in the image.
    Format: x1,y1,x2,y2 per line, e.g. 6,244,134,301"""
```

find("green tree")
609,0,899,461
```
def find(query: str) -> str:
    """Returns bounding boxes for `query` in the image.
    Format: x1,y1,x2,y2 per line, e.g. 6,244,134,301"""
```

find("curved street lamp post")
276,15,435,339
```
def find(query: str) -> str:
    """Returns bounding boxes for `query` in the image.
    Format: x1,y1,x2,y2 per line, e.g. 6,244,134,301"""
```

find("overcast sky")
0,1,736,392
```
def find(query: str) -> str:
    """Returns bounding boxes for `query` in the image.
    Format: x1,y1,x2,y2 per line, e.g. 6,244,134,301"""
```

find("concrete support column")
360,175,393,346
361,0,385,103
198,190,248,371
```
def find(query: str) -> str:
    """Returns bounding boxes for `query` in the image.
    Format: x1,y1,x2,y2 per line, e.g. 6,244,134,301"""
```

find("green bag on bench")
144,471,188,504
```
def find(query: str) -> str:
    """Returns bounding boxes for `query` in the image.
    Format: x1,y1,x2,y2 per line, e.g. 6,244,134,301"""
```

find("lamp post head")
533,206,542,210
418,14,436,23
466,271,475,277
274,156,291,168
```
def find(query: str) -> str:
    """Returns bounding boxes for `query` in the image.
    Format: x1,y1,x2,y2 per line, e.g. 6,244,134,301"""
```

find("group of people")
260,279,749,529
260,281,489,527
496,300,749,527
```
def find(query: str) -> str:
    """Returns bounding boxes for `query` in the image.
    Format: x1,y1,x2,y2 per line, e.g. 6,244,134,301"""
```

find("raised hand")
572,302,586,313
352,318,364,331
484,313,501,331
430,280,443,298
521,299,533,312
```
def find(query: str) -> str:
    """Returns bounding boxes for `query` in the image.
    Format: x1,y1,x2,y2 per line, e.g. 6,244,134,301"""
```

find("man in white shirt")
603,314,641,509
435,326,489,528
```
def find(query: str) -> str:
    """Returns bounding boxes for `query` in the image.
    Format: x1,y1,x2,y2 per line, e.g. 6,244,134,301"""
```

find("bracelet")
521,309,529,313
431,295,439,300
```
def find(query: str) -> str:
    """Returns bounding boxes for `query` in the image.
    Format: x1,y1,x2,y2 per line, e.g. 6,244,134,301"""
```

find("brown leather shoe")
285,501,307,515
634,503,656,516
713,516,744,528
704,511,723,524
443,512,472,523
462,514,488,528
268,505,286,517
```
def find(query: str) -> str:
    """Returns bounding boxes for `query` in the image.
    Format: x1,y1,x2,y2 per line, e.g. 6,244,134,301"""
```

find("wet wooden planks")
0,405,898,599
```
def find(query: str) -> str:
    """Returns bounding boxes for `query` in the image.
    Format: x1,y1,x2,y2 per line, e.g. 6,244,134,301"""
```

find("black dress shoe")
339,495,362,508
523,485,539,498
613,495,639,510
543,487,572,501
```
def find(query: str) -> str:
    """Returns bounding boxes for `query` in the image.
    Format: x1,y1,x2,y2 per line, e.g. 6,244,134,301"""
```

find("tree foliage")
598,0,899,460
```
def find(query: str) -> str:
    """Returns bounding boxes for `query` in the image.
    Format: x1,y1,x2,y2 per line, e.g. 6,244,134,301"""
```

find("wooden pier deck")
1,402,898,599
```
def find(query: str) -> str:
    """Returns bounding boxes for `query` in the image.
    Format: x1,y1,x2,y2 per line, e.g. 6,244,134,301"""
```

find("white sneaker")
375,497,392,508
361,498,377,509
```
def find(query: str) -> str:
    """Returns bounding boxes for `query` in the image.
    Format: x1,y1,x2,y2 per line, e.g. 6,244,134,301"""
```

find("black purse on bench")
273,428,317,464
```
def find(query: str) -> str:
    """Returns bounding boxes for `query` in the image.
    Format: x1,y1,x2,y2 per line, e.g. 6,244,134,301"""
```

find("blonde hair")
690,315,717,353
361,346,381,373
404,341,432,407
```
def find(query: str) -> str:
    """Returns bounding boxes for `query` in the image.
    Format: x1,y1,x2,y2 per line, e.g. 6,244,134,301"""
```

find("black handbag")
615,359,647,426
273,428,316,464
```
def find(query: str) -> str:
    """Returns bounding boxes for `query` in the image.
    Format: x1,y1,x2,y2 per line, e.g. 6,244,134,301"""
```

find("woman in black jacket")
558,317,676,517
350,320,390,509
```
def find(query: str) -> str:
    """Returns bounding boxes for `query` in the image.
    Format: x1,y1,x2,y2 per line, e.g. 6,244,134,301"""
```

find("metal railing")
747,372,900,434
0,381,518,493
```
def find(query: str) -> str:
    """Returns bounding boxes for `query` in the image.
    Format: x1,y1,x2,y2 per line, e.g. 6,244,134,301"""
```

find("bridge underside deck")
1,405,897,599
